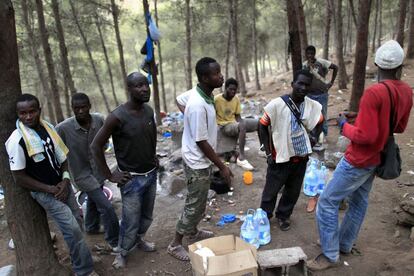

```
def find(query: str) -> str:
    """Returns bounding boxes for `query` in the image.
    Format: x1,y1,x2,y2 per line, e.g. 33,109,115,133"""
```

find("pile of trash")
240,98,267,119
394,192,414,226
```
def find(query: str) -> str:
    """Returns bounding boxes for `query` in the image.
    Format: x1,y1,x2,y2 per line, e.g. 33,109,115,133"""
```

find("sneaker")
312,143,325,152
307,253,340,271
277,218,290,231
236,158,254,170
112,254,126,269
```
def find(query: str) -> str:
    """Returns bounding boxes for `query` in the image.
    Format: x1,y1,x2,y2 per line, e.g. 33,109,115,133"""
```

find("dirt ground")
1,58,414,276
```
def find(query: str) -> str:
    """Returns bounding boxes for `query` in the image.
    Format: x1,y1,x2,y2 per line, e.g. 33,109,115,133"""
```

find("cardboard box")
188,235,258,276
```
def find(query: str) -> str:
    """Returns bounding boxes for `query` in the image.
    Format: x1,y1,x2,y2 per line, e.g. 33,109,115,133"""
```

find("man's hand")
219,166,233,187
54,179,70,202
336,113,347,130
109,171,132,186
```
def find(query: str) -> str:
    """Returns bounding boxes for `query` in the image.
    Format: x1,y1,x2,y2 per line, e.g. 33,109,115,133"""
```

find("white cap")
375,40,404,69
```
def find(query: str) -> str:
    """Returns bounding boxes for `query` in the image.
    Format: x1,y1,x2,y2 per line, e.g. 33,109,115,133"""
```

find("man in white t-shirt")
167,57,233,261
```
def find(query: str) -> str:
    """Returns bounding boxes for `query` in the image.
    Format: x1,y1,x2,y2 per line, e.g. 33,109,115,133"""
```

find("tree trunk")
371,0,379,53
293,0,308,59
284,22,290,72
252,0,261,90
396,0,409,47
143,0,162,125
267,52,273,74
51,0,76,97
21,0,56,123
110,0,128,96
348,0,358,27
94,13,119,106
69,0,110,113
154,0,167,112
332,0,348,89
172,61,177,101
323,0,332,59
0,2,70,275
230,0,247,96
34,0,64,122
286,0,302,74
244,66,250,83
349,0,372,112
185,0,192,89
377,0,382,48
225,22,231,80
407,0,414,58
63,80,71,117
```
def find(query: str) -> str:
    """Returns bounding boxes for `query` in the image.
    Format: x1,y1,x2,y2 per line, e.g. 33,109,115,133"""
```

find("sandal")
167,244,190,261
188,229,214,242
306,196,318,213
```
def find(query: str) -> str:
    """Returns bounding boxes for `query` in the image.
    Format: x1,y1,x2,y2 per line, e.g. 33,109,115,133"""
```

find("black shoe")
278,218,290,231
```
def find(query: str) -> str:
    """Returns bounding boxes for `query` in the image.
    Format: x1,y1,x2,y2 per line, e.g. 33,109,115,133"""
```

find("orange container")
243,171,253,185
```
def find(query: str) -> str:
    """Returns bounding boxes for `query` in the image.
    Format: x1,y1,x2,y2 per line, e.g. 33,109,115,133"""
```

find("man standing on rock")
56,92,119,252
92,72,158,269
6,94,97,276
258,69,323,231
308,40,413,271
167,57,233,261
214,77,257,170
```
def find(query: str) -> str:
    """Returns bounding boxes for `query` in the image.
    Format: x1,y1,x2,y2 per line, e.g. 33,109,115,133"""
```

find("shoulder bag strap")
381,82,395,136
281,94,304,127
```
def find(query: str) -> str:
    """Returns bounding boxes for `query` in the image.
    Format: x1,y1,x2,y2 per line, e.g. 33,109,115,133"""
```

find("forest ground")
1,56,414,276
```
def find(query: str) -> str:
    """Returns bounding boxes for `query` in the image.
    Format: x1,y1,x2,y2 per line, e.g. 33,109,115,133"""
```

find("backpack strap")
281,94,304,127
381,82,395,136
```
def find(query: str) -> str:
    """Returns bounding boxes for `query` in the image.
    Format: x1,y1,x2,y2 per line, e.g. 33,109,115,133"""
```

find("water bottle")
303,159,318,197
81,197,88,218
240,209,260,249
254,208,271,245
317,164,327,195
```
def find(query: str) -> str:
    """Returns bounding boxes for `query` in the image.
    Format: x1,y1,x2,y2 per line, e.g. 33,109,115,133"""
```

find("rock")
400,193,414,215
394,230,400,238
410,227,414,241
394,205,414,226
165,175,186,195
207,189,216,200
0,265,16,276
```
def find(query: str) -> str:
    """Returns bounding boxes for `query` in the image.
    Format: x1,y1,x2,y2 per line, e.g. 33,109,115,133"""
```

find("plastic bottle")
243,171,253,185
303,159,318,197
81,197,88,218
317,164,327,195
254,208,271,245
240,209,260,249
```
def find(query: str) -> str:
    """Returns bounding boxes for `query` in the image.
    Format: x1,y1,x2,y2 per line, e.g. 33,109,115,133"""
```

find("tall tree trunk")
34,0,64,122
371,0,379,53
407,0,414,58
154,0,167,112
225,23,231,80
252,0,261,90
230,0,247,96
94,13,119,106
51,0,76,97
143,0,162,125
267,52,273,74
21,0,56,123
244,66,250,83
261,54,266,77
284,22,290,72
63,80,71,117
0,2,70,275
110,0,128,96
69,0,110,113
286,0,302,74
172,62,177,101
293,0,308,58
348,0,358,27
323,0,332,59
332,0,348,89
377,0,382,48
396,0,409,47
349,0,372,112
185,0,192,89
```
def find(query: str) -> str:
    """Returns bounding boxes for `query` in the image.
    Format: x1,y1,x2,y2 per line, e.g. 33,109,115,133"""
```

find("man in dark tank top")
92,72,158,269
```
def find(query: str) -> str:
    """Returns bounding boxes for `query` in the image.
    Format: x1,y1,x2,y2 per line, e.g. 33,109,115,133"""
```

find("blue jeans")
316,158,376,262
85,187,119,247
308,93,328,136
31,187,93,276
119,169,157,256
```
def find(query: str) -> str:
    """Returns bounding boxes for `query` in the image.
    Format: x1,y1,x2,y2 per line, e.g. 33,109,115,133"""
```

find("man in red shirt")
308,40,413,271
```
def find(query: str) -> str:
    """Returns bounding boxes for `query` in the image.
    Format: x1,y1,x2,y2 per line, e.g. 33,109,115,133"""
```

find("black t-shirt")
13,126,62,186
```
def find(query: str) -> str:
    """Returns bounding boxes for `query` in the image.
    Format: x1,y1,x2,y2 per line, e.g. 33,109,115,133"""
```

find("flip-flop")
167,244,190,261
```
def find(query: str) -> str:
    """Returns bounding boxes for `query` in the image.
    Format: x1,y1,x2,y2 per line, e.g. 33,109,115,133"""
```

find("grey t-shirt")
112,104,157,173
56,113,105,192
303,58,332,94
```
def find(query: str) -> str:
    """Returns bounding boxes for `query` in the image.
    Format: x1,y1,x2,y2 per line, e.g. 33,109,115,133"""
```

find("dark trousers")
260,158,308,220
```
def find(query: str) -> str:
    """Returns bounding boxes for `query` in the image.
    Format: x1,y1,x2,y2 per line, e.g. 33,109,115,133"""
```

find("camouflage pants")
176,164,211,236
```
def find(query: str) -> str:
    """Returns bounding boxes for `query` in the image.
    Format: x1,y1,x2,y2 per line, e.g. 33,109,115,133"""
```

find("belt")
118,167,157,177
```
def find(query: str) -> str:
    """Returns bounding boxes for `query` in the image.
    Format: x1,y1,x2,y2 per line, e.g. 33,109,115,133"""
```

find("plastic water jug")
254,208,271,245
240,209,260,249
317,164,327,195
303,159,318,197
